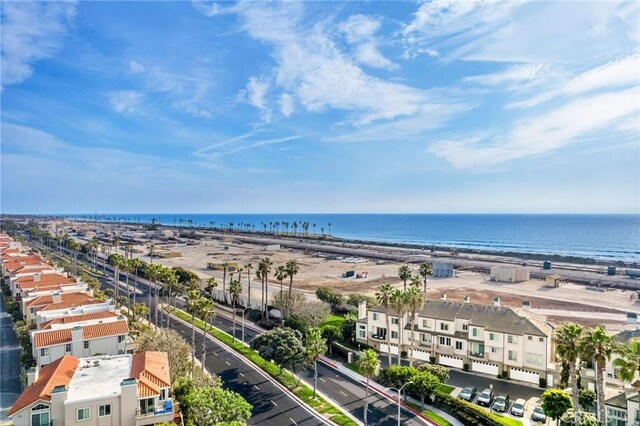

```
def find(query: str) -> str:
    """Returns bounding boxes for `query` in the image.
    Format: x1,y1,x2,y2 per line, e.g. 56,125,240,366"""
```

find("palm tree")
390,289,408,365
244,263,253,308
129,258,144,307
358,348,380,426
163,269,179,328
228,277,243,342
285,260,299,318
306,327,327,399
274,266,286,315
376,283,394,367
419,262,432,294
221,261,230,304
398,265,411,291
110,254,123,299
614,339,640,405
186,289,201,377
406,284,424,367
555,322,584,421
145,263,162,326
121,259,132,311
206,276,218,301
198,298,215,372
258,258,273,319
581,326,614,424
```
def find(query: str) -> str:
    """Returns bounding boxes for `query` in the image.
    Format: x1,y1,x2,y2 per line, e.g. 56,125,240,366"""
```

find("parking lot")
452,387,548,426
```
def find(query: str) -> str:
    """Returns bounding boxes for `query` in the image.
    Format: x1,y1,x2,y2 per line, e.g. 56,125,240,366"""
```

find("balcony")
371,334,387,341
469,351,487,360
136,400,175,426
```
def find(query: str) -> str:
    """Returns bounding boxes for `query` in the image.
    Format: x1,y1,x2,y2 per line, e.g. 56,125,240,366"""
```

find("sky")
1,0,639,214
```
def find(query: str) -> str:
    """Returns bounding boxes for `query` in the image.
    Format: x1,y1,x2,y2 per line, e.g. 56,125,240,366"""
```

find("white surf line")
290,418,297,425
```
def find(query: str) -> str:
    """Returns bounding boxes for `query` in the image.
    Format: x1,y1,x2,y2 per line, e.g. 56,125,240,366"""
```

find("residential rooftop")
66,354,132,403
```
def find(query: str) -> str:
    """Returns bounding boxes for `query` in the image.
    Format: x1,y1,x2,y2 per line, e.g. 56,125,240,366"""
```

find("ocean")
68,214,640,262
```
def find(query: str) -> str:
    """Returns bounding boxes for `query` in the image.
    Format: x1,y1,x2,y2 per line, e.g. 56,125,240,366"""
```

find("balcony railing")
137,400,174,418
469,352,485,358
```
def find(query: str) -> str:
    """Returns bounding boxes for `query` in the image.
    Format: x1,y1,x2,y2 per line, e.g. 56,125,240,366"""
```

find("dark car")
458,387,477,402
531,406,547,423
476,388,495,406
492,395,510,412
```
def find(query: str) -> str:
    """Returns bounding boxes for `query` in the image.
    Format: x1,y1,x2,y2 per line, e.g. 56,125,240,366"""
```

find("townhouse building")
9,352,175,426
13,273,77,298
356,297,554,385
31,316,130,367
35,300,117,330
23,292,103,325
605,391,638,426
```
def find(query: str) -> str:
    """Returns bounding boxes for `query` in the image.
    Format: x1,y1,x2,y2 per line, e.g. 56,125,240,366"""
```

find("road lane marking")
271,400,277,406
254,385,259,391
319,378,326,383
225,361,231,366
290,418,297,425
367,408,373,413
239,372,245,377
340,391,348,397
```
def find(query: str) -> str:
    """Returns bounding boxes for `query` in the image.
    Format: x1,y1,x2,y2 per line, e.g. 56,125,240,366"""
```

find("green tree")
376,283,394,367
417,364,450,383
186,289,202,377
274,265,287,317
321,325,342,356
578,388,596,411
419,262,432,294
131,302,149,323
315,287,344,311
306,327,327,399
555,322,583,419
136,328,193,382
184,386,252,426
250,328,307,376
228,277,243,342
581,326,613,424
390,289,408,365
258,258,273,319
398,265,411,290
406,284,424,367
358,349,380,426
285,260,299,318
341,312,357,342
198,298,215,372
614,338,640,405
243,263,253,308
346,294,377,308
221,261,230,304
206,276,217,300
409,370,440,409
560,409,599,426
541,388,572,423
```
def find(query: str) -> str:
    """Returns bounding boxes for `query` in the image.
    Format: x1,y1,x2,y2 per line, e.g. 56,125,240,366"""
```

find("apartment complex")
356,297,554,385
9,352,175,426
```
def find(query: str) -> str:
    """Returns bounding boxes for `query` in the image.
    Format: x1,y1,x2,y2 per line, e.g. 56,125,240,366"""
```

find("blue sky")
1,0,639,214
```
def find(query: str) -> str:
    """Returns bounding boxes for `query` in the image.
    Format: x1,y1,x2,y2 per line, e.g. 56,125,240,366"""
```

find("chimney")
358,301,367,319
441,293,447,301
463,296,470,304
493,297,500,307
52,292,62,304
71,325,83,343
27,367,38,386
33,273,41,282
522,301,531,311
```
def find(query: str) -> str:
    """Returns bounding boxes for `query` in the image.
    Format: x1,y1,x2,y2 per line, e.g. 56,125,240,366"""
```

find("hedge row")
434,390,522,426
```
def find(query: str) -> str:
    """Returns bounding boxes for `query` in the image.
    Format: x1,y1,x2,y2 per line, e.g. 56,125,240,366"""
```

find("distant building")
544,274,565,287
490,266,530,283
9,352,174,426
432,262,454,278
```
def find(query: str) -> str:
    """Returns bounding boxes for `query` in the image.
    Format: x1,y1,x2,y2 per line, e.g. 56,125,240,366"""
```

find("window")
40,348,49,357
462,324,468,331
440,322,449,331
139,398,154,416
372,313,379,321
472,328,479,337
31,411,50,426
439,336,451,346
539,337,544,342
421,333,431,343
489,333,497,341
77,407,91,422
65,343,72,353
118,335,125,343
391,331,398,339
471,342,485,355
492,347,499,354
528,336,533,341
455,341,463,350
84,341,89,349
508,350,518,361
391,317,399,325
99,404,111,417
422,319,428,328
160,389,167,400
358,329,366,338
507,335,518,344
525,353,543,365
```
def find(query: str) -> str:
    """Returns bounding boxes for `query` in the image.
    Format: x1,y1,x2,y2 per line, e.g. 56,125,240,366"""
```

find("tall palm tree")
258,258,273,319
228,277,243,342
406,284,424,367
163,269,179,328
221,261,230,304
255,269,263,313
390,289,408,365
198,298,215,372
274,266,287,315
614,338,640,405
418,262,432,294
555,322,584,421
376,283,394,367
129,258,144,307
581,326,614,424
110,254,123,299
398,265,411,291
186,289,201,377
206,276,217,301
358,349,380,426
145,263,162,327
121,259,132,311
285,260,299,318
244,263,253,308
306,327,327,399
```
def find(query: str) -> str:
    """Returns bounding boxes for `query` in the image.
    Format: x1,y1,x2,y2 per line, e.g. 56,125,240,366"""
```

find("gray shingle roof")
605,392,628,409
370,300,547,337
613,329,640,343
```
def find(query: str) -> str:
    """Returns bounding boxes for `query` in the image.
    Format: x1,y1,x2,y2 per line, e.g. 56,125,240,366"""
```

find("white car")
510,398,526,416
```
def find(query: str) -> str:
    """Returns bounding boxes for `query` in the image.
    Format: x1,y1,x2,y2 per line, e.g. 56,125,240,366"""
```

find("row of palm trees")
556,322,640,425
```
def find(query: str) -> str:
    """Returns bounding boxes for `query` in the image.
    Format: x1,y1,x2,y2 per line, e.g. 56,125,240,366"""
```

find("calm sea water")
69,214,640,262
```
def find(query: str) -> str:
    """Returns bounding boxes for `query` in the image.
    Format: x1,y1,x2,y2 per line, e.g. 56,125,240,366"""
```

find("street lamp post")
489,383,494,414
388,381,414,426
239,307,251,344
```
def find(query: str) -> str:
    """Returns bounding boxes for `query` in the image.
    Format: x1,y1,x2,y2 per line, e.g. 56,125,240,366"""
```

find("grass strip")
169,308,359,426
436,384,455,394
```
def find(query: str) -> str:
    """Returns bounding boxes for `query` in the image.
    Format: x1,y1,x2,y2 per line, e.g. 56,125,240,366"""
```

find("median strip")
167,307,360,426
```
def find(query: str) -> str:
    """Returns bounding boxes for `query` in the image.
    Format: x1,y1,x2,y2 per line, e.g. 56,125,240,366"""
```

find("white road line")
319,378,326,383
254,385,260,391
239,372,245,377
225,361,231,366
290,418,297,425
367,408,373,414
339,391,348,397
271,400,278,406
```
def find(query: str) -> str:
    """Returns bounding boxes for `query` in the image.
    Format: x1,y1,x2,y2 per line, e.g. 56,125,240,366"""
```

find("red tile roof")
33,320,129,348
26,292,94,308
131,352,171,397
8,355,79,416
16,274,75,289
40,311,118,330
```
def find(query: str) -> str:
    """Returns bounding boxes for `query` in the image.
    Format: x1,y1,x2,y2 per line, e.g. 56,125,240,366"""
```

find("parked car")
458,387,477,402
492,395,510,412
476,388,495,406
511,398,526,416
531,406,547,422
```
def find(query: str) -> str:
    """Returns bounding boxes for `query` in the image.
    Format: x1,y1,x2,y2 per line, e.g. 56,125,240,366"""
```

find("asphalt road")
0,292,23,422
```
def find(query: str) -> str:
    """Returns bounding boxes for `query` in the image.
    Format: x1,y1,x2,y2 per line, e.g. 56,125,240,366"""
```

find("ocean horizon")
58,213,640,262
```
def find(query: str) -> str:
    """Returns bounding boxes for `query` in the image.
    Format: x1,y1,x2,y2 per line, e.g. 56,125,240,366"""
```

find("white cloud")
430,87,640,169
339,14,398,71
1,1,77,88
354,43,398,71
194,131,305,158
246,76,271,122
279,93,295,117
128,60,145,74
108,91,143,114
463,64,548,86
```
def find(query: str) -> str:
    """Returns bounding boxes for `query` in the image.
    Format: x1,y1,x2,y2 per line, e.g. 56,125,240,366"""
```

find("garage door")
471,361,499,375
413,349,431,361
439,354,464,369
510,368,539,384
380,343,398,355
